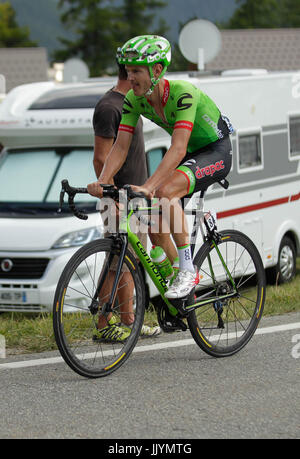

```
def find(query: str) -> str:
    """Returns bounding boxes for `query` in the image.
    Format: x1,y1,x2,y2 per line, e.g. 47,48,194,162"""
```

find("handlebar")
58,179,229,221
58,180,149,221
58,179,89,220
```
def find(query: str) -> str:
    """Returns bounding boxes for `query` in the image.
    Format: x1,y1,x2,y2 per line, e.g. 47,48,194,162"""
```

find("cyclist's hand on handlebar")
131,185,154,200
87,180,103,198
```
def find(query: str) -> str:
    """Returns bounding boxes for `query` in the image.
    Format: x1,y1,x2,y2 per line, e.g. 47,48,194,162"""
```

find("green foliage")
221,0,300,28
118,0,168,39
0,1,37,47
226,0,280,28
279,0,300,27
54,1,119,76
54,0,169,76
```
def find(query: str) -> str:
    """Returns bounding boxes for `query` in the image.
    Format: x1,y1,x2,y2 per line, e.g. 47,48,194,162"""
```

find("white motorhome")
0,70,299,312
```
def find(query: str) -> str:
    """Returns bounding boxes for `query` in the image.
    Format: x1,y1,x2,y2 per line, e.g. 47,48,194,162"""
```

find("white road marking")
0,322,300,370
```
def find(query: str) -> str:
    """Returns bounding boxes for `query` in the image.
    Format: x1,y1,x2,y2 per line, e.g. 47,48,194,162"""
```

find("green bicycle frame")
119,207,178,316
184,239,238,312
118,202,238,317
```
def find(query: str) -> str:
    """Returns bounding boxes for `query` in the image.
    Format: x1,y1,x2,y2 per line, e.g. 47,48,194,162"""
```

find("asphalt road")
0,312,299,440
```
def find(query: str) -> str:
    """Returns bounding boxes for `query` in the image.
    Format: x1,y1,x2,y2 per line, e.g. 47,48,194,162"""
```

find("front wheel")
53,238,145,378
188,230,266,357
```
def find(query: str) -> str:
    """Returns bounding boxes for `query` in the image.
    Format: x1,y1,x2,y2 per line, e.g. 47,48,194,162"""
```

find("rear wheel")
188,230,266,357
53,238,145,378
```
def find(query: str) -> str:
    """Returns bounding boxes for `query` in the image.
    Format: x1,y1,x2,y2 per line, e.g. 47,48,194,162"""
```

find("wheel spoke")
188,231,265,357
53,240,145,378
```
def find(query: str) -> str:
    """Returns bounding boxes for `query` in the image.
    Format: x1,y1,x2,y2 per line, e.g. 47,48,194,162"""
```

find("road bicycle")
53,179,266,378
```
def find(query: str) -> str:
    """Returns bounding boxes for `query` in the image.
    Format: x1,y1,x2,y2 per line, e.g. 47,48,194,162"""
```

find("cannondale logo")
0,259,13,272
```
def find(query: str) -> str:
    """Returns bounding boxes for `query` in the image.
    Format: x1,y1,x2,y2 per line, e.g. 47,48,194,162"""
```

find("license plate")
0,291,27,304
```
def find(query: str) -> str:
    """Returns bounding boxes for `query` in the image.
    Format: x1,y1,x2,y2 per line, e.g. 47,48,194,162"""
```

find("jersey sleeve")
119,90,140,135
172,83,198,133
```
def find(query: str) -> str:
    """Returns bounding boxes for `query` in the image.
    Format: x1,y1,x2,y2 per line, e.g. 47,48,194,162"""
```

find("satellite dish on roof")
63,58,90,83
179,19,222,70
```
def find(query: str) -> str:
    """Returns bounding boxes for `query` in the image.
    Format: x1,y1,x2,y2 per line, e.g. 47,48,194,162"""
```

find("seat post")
190,189,207,257
197,188,207,212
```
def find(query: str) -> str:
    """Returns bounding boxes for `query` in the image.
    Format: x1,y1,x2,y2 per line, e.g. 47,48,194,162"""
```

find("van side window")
289,115,300,158
238,132,262,171
146,147,166,176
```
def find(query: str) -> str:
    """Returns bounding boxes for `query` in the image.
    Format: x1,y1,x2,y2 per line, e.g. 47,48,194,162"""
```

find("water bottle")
150,246,173,280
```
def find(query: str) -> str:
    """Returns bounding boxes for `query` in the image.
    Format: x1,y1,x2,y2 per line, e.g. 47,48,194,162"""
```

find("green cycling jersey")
119,79,232,153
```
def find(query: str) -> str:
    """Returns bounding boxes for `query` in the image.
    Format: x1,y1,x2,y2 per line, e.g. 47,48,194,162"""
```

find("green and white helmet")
116,35,171,95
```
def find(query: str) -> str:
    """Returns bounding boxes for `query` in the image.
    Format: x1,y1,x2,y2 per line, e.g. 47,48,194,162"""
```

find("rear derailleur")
213,282,230,329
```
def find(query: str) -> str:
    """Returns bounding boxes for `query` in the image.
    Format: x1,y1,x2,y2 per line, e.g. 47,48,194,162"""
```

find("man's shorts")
176,135,232,195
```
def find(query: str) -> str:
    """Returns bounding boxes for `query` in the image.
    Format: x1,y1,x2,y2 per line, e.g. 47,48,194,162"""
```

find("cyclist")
87,35,233,300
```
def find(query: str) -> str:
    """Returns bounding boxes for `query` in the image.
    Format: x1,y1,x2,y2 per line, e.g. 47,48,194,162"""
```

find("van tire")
267,236,296,284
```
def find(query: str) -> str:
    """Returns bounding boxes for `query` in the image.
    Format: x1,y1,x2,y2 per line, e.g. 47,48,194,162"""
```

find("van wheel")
267,236,296,284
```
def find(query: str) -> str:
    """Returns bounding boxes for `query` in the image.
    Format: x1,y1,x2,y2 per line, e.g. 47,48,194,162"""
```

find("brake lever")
123,184,147,200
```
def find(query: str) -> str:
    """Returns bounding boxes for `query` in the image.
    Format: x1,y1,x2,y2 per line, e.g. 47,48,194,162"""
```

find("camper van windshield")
29,86,106,110
0,147,97,216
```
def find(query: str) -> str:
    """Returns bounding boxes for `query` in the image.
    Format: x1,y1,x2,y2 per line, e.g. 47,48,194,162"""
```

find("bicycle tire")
53,238,145,378
188,230,266,357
